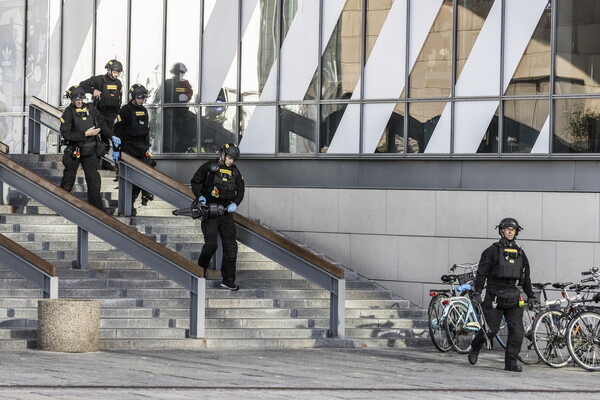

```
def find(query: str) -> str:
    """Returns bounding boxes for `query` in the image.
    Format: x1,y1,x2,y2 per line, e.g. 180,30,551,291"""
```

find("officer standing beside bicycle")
468,217,536,372
191,143,244,291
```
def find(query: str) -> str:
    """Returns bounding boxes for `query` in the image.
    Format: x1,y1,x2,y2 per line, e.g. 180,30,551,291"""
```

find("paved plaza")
0,346,598,399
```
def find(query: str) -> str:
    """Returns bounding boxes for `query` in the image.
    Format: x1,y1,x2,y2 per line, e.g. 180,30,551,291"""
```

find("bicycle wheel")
566,311,600,371
495,316,508,349
532,310,571,368
518,306,540,365
428,294,452,352
443,301,476,354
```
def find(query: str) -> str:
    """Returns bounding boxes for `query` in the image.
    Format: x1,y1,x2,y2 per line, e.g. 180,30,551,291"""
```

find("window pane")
408,0,453,98
163,106,198,153
202,0,239,102
408,102,447,153
61,0,94,103
96,0,128,82
453,101,498,153
364,103,405,154
241,0,279,102
306,0,362,100
320,103,349,152
279,104,317,153
162,0,200,107
554,99,600,153
201,105,237,154
556,0,600,94
26,0,49,101
503,100,549,153
505,1,551,96
130,0,163,103
456,0,494,81
147,107,161,155
279,0,319,101
240,105,277,153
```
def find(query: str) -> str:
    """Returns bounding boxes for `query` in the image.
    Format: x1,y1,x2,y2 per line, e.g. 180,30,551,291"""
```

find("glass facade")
6,0,600,156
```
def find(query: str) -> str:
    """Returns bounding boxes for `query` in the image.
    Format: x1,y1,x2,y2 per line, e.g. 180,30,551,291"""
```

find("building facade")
2,0,600,306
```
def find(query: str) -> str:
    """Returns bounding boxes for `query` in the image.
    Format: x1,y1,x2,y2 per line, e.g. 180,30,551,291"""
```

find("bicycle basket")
457,272,474,285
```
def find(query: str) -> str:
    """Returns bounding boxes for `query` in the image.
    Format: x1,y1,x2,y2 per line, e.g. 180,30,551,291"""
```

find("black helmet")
220,143,240,161
496,218,522,236
170,62,188,74
105,59,123,72
65,85,86,101
129,83,149,100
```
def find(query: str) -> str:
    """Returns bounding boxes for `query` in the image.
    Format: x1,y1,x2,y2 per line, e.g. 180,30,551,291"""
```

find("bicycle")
565,267,600,371
427,263,477,352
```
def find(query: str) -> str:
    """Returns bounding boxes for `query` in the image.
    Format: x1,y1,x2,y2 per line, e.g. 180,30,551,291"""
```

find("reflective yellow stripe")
135,111,145,116
219,169,232,175
75,108,87,112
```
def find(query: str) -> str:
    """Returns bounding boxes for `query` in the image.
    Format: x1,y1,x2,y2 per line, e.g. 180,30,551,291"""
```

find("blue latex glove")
112,151,120,162
111,136,121,147
227,203,237,213
198,196,206,205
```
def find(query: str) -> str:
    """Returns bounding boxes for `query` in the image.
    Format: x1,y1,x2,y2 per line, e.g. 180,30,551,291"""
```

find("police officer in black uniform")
191,143,245,290
113,84,154,216
468,218,536,372
79,59,124,169
59,85,111,210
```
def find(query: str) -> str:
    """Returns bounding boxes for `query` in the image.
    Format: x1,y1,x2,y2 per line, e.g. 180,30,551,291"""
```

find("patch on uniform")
75,108,87,112
106,84,117,90
219,169,232,176
117,115,122,122
60,117,65,123
135,111,146,116
176,88,186,93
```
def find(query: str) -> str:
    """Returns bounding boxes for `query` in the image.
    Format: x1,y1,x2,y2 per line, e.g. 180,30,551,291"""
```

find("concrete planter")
37,299,100,353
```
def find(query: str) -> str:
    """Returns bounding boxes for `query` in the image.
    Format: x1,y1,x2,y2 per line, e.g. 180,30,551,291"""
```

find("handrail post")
188,276,206,338
29,106,41,154
77,226,89,269
329,278,346,338
118,166,133,216
45,276,59,299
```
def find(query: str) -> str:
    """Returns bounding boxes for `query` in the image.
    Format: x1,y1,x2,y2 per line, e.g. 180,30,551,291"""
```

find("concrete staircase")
0,154,428,349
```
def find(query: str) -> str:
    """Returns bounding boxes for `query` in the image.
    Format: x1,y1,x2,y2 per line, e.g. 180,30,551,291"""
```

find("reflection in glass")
475,108,499,154
373,103,405,154
408,102,446,153
201,105,237,154
163,0,200,106
239,105,255,141
365,0,393,64
305,0,362,100
26,1,50,102
456,0,493,82
146,107,161,154
279,104,317,153
281,0,299,42
554,99,600,153
241,0,279,102
163,106,198,153
503,99,548,153
556,0,600,94
409,1,453,98
505,3,551,96
320,103,349,152
130,0,163,102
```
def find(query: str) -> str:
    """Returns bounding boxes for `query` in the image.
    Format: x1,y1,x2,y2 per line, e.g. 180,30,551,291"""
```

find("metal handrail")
0,233,58,299
0,151,206,338
117,153,346,338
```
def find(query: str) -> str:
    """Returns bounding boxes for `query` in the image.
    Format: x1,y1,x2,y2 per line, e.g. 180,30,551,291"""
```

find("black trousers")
471,299,524,367
197,213,238,284
60,151,103,210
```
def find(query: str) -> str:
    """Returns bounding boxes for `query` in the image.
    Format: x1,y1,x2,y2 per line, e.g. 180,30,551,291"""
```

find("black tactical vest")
492,243,524,280
70,106,96,144
208,165,238,201
98,75,122,110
